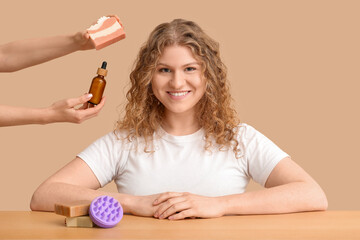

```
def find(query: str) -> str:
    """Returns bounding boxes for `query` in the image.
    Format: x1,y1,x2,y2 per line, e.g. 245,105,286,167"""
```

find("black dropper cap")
97,61,108,76
101,61,107,69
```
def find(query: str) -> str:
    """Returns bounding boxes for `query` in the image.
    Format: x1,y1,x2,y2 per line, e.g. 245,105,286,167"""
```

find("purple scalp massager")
89,195,123,228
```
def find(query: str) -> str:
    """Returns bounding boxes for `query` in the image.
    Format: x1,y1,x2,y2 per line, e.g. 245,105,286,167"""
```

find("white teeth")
169,91,189,97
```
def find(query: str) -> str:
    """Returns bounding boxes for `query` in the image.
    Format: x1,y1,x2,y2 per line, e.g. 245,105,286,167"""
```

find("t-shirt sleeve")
77,132,125,187
241,124,289,187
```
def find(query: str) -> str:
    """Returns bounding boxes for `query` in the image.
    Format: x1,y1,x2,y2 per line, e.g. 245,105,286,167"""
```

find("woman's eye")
185,67,196,72
159,68,171,73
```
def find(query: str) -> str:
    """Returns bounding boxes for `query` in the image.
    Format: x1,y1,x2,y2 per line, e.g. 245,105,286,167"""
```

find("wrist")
116,193,135,214
219,193,248,216
71,33,83,51
40,107,55,125
217,195,233,216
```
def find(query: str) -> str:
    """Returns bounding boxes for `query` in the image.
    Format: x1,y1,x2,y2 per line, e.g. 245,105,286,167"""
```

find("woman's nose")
169,71,185,89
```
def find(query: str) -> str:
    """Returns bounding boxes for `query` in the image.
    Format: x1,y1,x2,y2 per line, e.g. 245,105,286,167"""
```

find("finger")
153,192,183,206
79,95,90,109
79,102,89,110
83,31,90,40
155,197,188,219
67,93,93,107
168,209,194,221
77,93,90,110
75,96,106,120
160,201,190,220
83,31,95,49
88,96,106,111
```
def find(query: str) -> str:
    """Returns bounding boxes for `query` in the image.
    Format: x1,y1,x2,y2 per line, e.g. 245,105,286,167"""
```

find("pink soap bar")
87,16,126,50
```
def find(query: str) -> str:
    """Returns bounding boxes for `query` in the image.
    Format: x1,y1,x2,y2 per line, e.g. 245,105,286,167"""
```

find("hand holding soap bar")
87,16,126,50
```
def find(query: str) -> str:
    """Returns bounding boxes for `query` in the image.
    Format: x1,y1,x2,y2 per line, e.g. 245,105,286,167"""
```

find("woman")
31,19,327,220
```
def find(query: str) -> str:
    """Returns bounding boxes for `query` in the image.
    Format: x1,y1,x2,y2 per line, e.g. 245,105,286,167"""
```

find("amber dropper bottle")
88,61,107,105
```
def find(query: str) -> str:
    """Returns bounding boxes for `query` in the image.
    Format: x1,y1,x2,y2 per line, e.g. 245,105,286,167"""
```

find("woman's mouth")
167,91,191,99
168,91,190,96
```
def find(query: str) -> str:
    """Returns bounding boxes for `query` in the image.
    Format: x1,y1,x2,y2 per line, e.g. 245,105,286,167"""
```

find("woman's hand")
127,194,162,217
73,31,95,51
152,192,225,220
46,93,105,124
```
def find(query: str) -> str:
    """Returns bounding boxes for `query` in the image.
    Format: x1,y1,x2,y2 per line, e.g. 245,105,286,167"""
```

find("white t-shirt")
78,123,289,197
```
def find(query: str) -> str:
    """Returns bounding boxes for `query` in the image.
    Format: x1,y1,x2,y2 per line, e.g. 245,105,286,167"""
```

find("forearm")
0,34,81,72
221,181,328,215
0,105,50,126
30,182,133,213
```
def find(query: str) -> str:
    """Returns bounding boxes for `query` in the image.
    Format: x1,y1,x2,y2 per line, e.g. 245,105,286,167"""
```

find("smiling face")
151,45,206,118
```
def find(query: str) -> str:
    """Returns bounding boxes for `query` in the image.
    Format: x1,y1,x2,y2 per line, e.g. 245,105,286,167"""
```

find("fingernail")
153,199,158,204
168,216,174,220
87,93,93,99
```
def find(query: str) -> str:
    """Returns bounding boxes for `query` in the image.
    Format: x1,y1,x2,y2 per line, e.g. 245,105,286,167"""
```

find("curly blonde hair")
117,19,241,157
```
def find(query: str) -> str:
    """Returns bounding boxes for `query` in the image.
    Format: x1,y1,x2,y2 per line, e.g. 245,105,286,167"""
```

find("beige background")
0,0,359,210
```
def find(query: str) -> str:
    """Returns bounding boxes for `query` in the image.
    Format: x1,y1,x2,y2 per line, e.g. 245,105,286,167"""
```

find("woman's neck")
161,111,201,136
